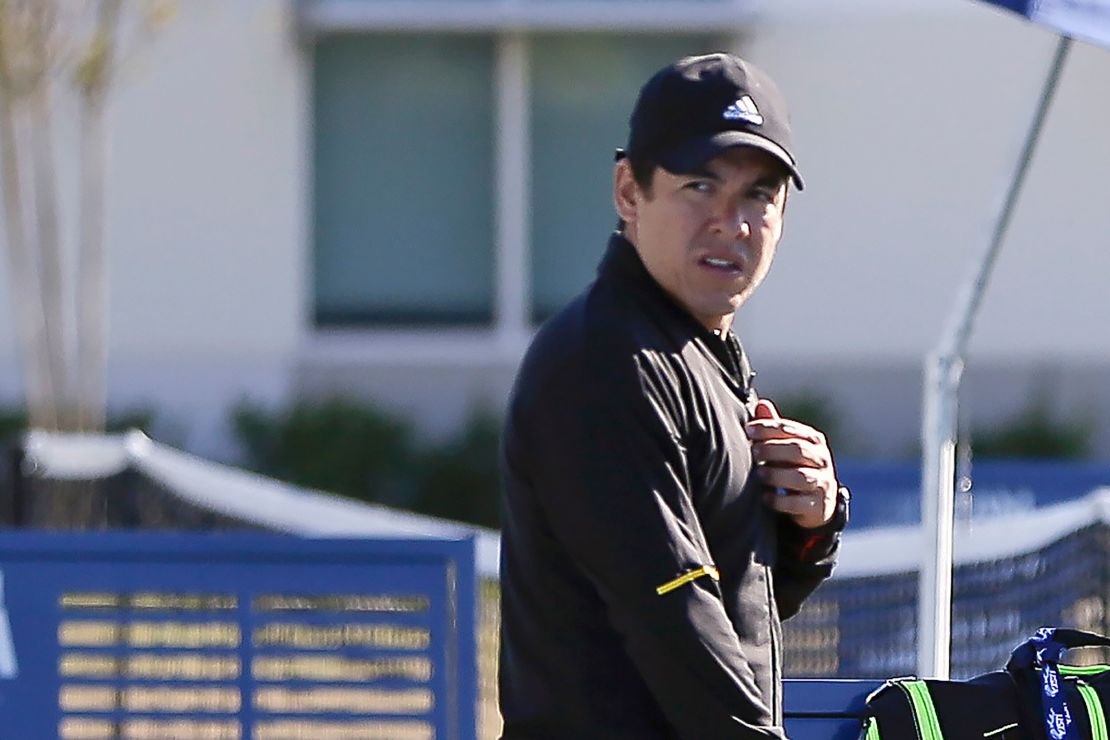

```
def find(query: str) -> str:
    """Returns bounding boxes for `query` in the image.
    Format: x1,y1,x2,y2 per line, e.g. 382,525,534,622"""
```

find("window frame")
298,0,760,34
302,1,752,365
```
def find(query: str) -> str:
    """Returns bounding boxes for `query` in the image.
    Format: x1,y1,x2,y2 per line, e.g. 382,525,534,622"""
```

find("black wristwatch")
829,484,851,531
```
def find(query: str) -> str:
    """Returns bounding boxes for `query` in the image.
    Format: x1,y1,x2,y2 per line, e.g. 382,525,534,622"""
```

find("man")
498,52,850,739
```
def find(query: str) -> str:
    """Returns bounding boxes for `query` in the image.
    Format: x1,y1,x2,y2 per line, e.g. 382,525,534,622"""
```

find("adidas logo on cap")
722,95,763,126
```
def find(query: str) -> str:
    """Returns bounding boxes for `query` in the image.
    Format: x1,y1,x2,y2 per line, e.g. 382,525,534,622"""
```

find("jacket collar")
597,232,756,397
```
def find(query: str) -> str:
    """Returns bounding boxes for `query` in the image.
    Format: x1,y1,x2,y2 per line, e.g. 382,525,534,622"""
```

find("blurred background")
2,0,1108,470
0,0,1108,737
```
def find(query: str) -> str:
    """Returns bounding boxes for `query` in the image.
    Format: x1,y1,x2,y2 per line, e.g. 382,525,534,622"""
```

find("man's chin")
709,296,745,316
690,303,741,332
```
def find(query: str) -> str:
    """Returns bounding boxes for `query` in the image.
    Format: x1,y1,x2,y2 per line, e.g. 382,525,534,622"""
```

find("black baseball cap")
618,53,804,190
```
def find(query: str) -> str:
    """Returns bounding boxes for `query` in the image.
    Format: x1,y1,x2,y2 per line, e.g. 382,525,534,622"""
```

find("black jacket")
498,234,841,739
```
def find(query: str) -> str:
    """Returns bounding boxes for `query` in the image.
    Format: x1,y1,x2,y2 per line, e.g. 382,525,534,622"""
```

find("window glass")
529,34,723,322
314,35,495,326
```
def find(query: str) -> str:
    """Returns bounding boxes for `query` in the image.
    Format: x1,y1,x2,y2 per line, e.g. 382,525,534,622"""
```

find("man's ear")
613,160,641,226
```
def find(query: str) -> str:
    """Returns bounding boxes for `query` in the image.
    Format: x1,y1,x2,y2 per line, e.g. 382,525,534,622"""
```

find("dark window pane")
529,34,722,322
314,35,495,327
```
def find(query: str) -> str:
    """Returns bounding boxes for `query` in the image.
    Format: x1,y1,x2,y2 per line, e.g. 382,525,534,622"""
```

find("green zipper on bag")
861,716,881,740
896,680,943,740
1060,665,1110,677
1077,682,1108,740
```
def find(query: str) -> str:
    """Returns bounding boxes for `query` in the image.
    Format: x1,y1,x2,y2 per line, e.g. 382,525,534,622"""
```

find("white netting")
21,429,500,577
786,487,1110,678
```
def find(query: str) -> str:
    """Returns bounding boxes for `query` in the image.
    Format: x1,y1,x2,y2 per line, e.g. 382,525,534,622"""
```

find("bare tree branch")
27,0,72,429
1,0,171,480
75,0,122,433
0,0,59,429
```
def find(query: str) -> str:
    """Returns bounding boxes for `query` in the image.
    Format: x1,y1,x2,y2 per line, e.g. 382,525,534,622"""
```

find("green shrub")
232,398,416,506
0,409,26,444
410,411,501,529
231,398,504,528
970,399,1092,459
0,406,157,443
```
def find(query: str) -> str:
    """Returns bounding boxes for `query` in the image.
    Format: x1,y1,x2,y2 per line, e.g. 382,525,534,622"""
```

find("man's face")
614,147,789,333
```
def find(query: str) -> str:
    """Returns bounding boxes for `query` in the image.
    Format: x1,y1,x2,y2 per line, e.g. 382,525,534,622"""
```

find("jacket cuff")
779,485,849,562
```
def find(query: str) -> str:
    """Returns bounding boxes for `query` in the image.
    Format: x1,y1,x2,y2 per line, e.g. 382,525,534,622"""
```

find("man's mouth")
699,257,742,273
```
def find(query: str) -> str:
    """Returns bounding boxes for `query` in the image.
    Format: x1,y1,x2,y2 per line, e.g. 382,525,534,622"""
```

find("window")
529,34,720,322
307,5,742,335
314,35,496,326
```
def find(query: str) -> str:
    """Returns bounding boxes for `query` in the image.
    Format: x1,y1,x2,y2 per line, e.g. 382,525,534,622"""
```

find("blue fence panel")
837,460,1110,528
0,532,476,740
784,679,880,740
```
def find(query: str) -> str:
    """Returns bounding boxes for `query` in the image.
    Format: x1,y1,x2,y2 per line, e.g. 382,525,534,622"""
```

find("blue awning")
976,0,1110,48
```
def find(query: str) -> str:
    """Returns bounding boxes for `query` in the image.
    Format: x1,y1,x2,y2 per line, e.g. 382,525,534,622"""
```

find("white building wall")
0,2,308,457
0,0,1106,459
739,0,1110,363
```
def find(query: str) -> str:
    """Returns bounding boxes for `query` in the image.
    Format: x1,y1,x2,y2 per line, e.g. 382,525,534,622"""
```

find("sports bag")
860,627,1110,740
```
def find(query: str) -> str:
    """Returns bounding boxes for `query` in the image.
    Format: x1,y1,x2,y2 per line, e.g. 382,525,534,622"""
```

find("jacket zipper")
765,564,781,724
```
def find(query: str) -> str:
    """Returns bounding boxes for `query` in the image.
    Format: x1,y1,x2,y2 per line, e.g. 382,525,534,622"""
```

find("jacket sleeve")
518,350,786,739
773,512,842,620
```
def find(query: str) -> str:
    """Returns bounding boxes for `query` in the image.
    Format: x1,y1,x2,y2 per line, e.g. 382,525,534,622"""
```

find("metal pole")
918,354,962,678
917,34,1073,679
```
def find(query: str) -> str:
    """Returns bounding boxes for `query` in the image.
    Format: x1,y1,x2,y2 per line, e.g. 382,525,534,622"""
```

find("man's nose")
734,218,751,240
714,206,751,240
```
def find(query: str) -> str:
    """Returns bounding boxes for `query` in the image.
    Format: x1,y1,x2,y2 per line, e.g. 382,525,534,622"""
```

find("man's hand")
745,399,838,529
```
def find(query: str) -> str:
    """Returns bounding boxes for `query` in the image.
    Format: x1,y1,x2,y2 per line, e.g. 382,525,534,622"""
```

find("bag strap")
893,679,943,740
1007,627,1110,740
1076,682,1109,740
859,716,882,740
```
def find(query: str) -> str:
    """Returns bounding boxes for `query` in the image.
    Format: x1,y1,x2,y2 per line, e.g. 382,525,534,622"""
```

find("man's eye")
684,181,714,194
750,188,777,203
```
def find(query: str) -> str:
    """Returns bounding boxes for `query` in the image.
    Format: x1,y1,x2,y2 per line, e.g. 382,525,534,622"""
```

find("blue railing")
0,532,477,739
784,679,880,739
